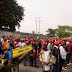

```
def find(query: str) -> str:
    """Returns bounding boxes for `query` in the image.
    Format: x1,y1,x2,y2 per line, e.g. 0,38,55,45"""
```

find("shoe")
64,67,67,69
62,67,67,70
69,63,72,65
67,64,69,65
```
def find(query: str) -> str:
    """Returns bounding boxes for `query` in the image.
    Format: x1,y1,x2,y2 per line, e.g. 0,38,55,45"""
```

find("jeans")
66,54,72,64
52,60,62,72
24,55,30,65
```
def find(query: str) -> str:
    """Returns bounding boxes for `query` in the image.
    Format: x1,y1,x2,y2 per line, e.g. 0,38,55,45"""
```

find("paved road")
19,58,72,72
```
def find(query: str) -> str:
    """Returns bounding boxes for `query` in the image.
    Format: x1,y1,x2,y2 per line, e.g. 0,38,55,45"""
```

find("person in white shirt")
19,39,26,47
40,42,50,72
60,43,67,70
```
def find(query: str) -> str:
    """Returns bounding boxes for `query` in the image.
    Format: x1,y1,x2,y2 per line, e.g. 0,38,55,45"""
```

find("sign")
6,45,32,60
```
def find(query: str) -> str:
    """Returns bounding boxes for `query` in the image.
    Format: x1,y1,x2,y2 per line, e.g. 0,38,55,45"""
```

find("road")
19,58,72,72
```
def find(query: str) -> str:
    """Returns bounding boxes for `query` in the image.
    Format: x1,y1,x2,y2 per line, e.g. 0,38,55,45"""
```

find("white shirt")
66,41,69,45
19,42,26,47
1,38,4,42
43,50,50,71
60,46,66,60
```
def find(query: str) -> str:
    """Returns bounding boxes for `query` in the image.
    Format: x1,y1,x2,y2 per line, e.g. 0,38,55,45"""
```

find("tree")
57,25,72,37
0,0,24,31
46,28,57,37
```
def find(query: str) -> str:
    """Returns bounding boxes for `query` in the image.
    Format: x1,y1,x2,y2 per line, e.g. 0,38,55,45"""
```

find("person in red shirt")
67,39,72,64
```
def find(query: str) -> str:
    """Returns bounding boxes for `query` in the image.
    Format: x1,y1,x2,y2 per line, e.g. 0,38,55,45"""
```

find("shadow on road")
20,70,37,72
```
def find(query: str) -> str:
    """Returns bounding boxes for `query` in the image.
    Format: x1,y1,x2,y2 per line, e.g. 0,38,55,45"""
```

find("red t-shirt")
67,43,72,54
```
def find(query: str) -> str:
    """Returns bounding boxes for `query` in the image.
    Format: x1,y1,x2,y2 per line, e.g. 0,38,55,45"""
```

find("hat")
53,39,55,41
12,39,14,41
69,39,72,42
2,36,5,38
15,38,18,40
20,39,23,41
40,40,42,42
34,38,37,41
30,38,34,41
28,39,30,41
41,42,47,46
26,41,29,44
8,37,10,39
33,42,36,44
8,40,10,42
54,41,59,45
44,39,47,42
63,38,67,41
49,39,52,42
57,40,62,43
61,43,65,46
4,38,7,40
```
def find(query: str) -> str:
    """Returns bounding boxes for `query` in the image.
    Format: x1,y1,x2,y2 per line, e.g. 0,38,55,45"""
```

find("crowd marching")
0,35,72,72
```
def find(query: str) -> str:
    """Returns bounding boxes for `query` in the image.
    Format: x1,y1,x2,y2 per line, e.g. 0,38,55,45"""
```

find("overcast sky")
16,0,72,35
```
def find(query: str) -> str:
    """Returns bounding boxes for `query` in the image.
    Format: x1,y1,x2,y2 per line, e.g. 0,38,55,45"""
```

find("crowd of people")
0,35,72,72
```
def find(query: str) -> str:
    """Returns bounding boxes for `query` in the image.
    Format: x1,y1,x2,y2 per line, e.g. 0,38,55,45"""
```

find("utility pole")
38,17,40,34
35,17,37,38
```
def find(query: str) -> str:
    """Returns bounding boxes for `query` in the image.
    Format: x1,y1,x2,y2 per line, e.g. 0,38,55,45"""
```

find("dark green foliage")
0,0,24,31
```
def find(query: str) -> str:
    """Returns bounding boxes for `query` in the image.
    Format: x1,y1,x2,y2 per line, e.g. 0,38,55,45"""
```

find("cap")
61,43,65,46
8,40,10,42
41,42,47,46
44,39,47,42
33,42,36,44
2,36,5,38
26,41,29,44
57,40,62,43
69,39,72,42
49,39,52,42
63,38,67,41
53,39,55,41
4,38,7,40
54,41,59,45
15,38,18,40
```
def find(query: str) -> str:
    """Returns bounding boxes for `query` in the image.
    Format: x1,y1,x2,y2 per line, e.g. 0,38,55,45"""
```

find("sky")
16,0,72,35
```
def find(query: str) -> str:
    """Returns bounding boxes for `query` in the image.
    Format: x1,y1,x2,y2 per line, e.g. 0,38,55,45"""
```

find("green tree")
0,0,24,31
57,25,72,37
46,28,57,37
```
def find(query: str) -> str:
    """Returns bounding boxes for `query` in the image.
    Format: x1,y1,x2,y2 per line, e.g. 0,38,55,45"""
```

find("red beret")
8,37,10,39
8,40,10,42
54,41,59,45
15,38,18,40
20,39,23,41
53,39,55,41
57,40,62,43
44,39,47,42
2,36,5,38
30,38,34,41
49,39,52,42
12,39,14,41
28,39,30,41
40,40,42,41
41,42,47,46
33,42,36,44
61,43,65,46
63,38,67,41
34,38,37,41
26,41,29,44
4,38,7,40
69,39,72,42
